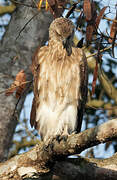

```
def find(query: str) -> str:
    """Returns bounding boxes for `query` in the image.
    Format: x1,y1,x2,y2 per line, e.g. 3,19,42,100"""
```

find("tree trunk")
0,0,53,162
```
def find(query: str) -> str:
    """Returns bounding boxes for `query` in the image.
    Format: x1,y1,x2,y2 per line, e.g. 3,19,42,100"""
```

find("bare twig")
0,80,31,95
86,45,113,59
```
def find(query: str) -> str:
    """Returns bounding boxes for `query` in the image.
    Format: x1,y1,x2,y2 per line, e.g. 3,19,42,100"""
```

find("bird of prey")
30,17,88,142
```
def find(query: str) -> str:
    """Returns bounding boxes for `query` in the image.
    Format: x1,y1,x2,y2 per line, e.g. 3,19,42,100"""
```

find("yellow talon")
45,0,49,11
38,0,42,10
37,0,49,10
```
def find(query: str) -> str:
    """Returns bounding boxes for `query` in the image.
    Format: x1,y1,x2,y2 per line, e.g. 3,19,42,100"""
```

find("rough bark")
0,119,117,180
0,0,54,162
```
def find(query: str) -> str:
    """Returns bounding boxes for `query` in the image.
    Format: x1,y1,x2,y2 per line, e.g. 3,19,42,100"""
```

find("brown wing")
76,50,88,133
30,97,36,128
30,46,40,129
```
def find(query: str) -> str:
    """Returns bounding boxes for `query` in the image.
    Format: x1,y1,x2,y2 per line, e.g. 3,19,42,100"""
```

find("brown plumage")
30,17,88,142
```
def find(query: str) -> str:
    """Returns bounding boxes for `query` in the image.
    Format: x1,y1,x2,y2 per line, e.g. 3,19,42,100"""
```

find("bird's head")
49,17,75,56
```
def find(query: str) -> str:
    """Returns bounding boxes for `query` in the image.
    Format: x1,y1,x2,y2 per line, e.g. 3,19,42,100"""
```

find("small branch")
103,16,117,23
87,99,115,110
9,139,39,158
86,45,113,59
0,119,117,179
0,3,16,15
0,80,31,95
99,71,117,103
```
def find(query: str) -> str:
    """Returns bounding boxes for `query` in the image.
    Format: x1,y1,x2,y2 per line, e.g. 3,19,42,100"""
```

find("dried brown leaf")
48,0,60,18
6,70,26,98
86,24,94,44
84,2,97,42
91,2,97,22
47,0,56,6
96,6,108,28
37,0,66,18
15,70,26,98
109,19,117,44
83,0,92,21
109,12,117,56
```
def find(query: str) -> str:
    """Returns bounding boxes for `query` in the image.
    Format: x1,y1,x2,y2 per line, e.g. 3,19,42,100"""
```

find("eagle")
30,17,88,142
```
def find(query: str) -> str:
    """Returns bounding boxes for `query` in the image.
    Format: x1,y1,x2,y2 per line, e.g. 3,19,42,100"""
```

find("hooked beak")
62,36,72,56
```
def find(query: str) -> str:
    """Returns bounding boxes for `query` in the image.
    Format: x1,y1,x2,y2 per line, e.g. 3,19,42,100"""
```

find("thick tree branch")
0,119,117,179
53,155,117,180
